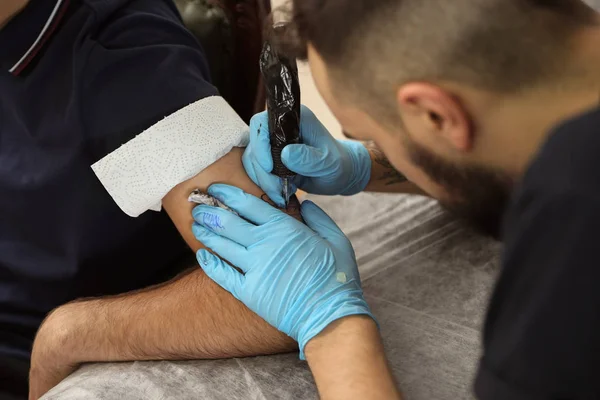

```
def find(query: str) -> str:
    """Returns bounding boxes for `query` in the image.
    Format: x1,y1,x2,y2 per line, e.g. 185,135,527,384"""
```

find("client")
0,0,296,399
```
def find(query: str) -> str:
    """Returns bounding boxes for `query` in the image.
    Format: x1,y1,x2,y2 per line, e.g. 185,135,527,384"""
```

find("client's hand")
243,106,373,206
192,184,375,358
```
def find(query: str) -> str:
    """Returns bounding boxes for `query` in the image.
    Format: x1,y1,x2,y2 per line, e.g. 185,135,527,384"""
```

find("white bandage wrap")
91,96,250,217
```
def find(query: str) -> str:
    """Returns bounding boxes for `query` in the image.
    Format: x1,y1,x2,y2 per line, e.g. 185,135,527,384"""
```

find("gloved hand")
243,105,372,207
192,184,375,358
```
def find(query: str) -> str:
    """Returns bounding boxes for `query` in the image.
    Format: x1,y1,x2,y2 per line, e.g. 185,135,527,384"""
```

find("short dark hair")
280,0,597,121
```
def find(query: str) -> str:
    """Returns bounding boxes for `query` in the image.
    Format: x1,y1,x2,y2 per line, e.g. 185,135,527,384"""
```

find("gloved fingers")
299,105,332,147
192,224,249,270
288,170,329,195
300,104,317,120
192,205,258,247
258,170,286,207
298,179,328,196
300,200,353,251
249,112,274,172
208,184,282,225
242,155,286,207
282,144,329,177
196,249,244,300
289,174,305,193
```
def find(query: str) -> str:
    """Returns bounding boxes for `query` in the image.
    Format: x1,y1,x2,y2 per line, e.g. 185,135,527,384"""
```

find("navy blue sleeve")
475,185,600,399
81,0,218,160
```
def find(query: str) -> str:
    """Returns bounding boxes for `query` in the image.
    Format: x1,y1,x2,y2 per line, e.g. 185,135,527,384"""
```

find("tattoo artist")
191,0,600,399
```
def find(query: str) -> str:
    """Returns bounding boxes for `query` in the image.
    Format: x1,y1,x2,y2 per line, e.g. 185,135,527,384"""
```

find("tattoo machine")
260,24,302,208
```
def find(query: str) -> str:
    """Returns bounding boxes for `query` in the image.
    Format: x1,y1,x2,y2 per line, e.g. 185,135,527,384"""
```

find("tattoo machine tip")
282,177,293,208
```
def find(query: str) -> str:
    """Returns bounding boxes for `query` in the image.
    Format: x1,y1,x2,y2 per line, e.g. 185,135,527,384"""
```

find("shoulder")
79,0,211,98
81,0,194,48
524,106,600,194
503,106,600,236
476,108,600,399
82,0,182,23
503,105,600,267
78,0,217,158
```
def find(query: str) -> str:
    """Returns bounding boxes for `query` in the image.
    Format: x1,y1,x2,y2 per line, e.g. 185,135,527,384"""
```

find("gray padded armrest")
44,193,500,400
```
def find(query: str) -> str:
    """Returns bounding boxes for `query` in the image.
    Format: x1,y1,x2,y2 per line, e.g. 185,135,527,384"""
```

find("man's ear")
396,83,473,152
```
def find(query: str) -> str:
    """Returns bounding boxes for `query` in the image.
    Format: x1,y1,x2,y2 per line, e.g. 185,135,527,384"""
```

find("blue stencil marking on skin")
202,213,224,230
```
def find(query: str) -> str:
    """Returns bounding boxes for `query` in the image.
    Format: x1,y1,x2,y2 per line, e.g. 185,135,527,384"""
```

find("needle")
282,177,293,208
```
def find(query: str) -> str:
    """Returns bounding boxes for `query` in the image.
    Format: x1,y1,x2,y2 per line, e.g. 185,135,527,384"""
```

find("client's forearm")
46,267,296,365
44,148,300,364
29,147,300,399
363,141,426,195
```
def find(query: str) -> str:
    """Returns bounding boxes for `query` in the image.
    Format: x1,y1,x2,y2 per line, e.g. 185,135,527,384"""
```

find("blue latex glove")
192,184,375,359
243,105,372,207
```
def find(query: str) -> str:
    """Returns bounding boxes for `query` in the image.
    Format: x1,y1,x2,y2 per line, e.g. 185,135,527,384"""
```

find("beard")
405,139,513,240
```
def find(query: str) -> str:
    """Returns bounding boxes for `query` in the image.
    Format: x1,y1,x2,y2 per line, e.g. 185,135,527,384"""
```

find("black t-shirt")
475,107,600,399
0,0,216,359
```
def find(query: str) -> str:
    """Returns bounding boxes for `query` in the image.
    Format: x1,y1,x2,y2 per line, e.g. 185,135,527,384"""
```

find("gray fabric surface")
44,193,500,399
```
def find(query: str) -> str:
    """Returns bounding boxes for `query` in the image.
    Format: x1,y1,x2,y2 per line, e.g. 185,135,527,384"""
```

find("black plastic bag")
260,31,301,178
